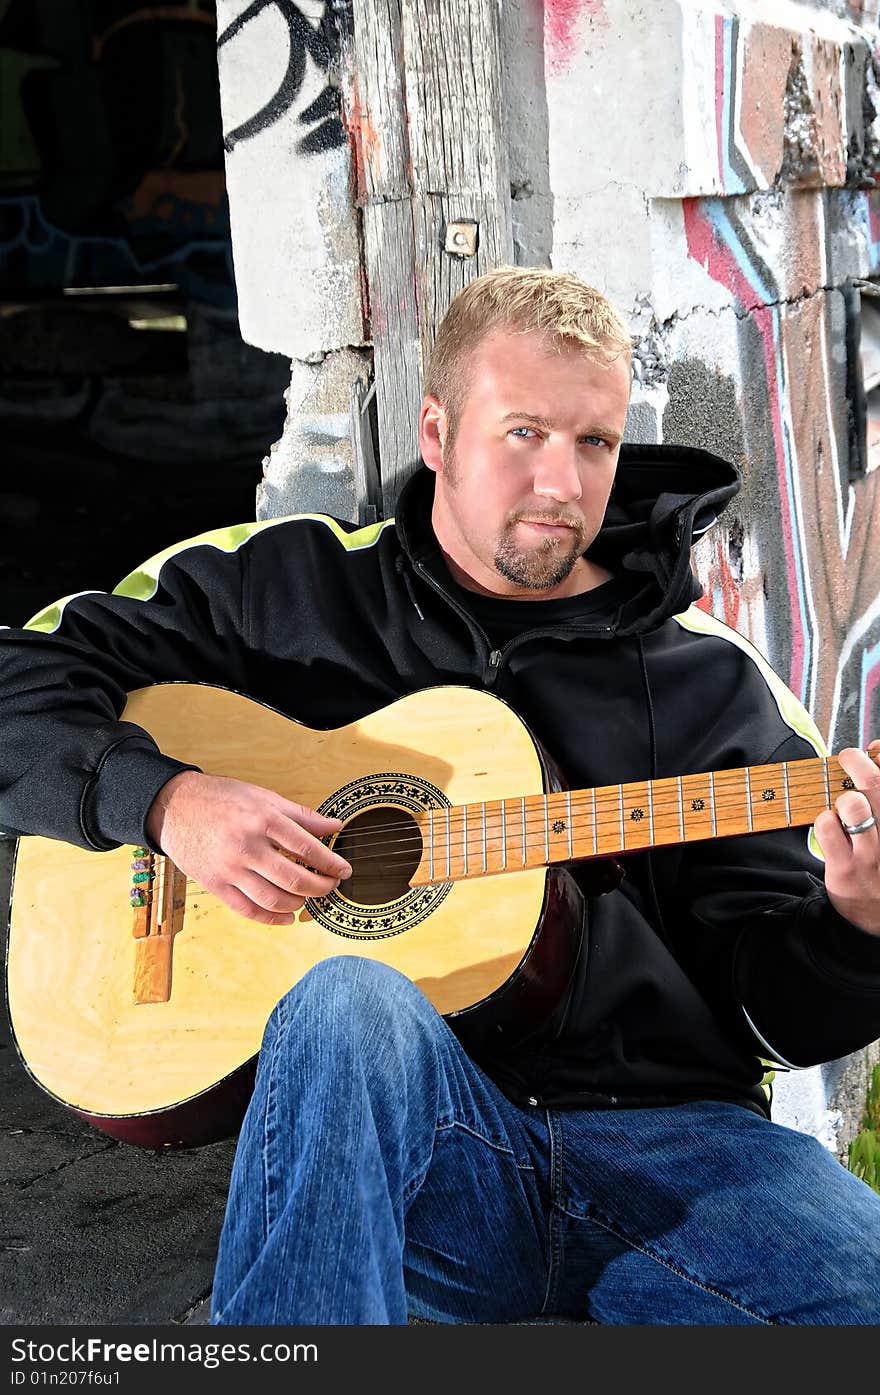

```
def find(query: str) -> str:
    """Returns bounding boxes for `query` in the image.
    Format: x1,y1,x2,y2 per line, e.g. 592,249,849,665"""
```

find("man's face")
419,327,632,599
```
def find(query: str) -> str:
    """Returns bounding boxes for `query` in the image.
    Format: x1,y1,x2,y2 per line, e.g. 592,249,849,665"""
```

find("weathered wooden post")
348,0,514,515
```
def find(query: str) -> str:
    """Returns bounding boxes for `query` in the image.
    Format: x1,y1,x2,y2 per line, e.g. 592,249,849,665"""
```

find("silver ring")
843,814,877,836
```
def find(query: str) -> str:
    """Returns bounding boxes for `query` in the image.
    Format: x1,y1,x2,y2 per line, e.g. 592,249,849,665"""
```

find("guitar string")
326,769,842,862
324,763,843,851
141,765,851,880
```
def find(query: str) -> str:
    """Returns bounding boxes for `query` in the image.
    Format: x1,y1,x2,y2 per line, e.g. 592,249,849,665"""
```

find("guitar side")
6,684,581,1146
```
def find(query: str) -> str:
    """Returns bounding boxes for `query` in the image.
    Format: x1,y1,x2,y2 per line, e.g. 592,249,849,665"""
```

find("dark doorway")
0,0,289,628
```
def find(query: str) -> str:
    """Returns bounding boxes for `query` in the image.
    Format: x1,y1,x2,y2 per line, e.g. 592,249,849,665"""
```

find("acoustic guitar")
4,682,866,1148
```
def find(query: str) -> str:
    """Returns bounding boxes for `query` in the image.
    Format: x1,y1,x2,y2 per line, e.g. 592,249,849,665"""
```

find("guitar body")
6,684,588,1148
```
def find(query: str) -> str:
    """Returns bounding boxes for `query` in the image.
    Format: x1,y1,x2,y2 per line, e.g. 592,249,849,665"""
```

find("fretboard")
410,754,859,886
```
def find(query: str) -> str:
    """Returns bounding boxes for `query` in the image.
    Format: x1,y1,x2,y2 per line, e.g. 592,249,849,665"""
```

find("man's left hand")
813,739,880,936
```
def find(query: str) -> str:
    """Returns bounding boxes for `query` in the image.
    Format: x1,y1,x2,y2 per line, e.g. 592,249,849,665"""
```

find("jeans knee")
275,956,434,1037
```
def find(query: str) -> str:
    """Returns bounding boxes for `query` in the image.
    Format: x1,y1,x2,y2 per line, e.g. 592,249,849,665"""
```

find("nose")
532,440,583,503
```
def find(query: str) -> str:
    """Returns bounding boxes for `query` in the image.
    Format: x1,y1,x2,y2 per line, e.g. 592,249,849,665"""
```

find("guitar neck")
411,753,857,886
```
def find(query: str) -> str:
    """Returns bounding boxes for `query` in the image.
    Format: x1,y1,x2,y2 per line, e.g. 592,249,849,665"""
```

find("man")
2,267,880,1325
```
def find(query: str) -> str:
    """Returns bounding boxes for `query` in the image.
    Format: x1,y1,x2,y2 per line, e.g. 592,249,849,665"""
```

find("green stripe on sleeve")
24,514,394,627
673,606,828,863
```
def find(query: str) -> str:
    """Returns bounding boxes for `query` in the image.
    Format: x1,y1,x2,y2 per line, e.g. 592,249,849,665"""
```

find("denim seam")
563,1202,775,1325
260,1001,289,1239
541,1109,563,1317
435,1117,535,1163
402,1121,536,1205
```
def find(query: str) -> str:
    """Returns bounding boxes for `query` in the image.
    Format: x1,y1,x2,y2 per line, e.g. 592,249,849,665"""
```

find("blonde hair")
424,266,633,440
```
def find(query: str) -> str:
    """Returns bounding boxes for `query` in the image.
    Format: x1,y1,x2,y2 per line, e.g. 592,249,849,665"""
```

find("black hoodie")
2,445,880,1117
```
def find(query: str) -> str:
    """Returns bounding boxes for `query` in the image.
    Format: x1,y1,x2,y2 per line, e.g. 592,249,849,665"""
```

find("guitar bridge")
130,848,187,1004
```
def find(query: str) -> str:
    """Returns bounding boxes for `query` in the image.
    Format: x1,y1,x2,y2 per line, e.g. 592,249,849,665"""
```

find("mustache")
508,512,585,531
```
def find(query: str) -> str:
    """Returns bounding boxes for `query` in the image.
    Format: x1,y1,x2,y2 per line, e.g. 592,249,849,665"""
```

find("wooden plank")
350,0,514,516
403,0,514,402
362,198,422,514
350,0,421,517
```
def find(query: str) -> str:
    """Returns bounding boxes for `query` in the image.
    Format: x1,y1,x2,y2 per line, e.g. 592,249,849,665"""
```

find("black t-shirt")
442,568,641,647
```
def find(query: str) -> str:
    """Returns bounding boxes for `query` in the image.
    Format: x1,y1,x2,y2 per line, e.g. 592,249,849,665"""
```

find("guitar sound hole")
333,807,423,906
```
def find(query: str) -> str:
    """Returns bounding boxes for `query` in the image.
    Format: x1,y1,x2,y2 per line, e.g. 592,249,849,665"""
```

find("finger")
814,808,851,862
837,747,880,807
215,881,299,927
829,797,879,873
267,814,352,881
235,869,311,916
268,795,343,838
260,850,344,901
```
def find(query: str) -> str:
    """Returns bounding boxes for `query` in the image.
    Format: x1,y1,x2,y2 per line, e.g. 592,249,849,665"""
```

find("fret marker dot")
761,788,776,801
691,798,705,811
630,808,644,822
552,820,566,834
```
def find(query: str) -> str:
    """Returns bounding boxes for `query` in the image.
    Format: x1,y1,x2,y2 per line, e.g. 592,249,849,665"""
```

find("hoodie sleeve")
0,529,255,853
669,730,880,1069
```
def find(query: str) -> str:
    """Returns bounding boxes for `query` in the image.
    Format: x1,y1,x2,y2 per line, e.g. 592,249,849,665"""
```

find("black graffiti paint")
219,0,352,155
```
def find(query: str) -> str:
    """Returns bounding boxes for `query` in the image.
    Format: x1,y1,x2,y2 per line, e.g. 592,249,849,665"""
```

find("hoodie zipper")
411,558,615,687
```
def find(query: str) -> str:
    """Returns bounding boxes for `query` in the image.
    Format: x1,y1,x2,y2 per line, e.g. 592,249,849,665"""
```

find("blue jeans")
211,957,880,1325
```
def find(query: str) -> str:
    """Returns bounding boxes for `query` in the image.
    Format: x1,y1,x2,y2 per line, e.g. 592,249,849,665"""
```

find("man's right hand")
144,770,352,925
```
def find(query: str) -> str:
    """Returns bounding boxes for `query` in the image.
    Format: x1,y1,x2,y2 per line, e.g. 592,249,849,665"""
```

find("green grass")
847,1061,880,1196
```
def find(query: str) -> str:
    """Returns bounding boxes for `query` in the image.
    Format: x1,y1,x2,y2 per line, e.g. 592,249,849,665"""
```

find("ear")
418,395,448,474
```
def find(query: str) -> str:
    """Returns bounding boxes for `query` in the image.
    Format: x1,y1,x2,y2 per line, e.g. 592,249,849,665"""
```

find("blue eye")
510,426,536,438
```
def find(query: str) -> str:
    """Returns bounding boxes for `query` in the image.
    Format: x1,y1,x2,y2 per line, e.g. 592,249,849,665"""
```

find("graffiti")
682,191,880,753
0,191,233,308
218,0,351,154
543,0,608,75
0,0,234,306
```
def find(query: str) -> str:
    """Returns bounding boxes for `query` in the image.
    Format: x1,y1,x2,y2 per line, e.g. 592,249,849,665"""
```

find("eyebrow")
500,411,622,444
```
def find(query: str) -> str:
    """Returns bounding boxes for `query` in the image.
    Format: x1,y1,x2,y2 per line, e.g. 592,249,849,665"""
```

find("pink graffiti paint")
696,538,742,629
683,199,806,696
545,0,608,73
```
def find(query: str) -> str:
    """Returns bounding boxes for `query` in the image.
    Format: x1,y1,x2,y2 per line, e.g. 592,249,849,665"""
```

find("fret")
520,797,527,866
679,772,713,841
591,786,597,855
480,802,487,872
708,771,716,838
500,800,507,870
649,775,684,848
621,780,652,851
462,804,468,876
782,763,791,824
676,775,684,839
748,762,786,832
711,768,750,838
445,805,451,881
618,784,624,848
428,809,434,883
547,793,573,865
744,766,753,831
544,796,550,863
822,757,830,810
592,783,621,855
788,757,829,826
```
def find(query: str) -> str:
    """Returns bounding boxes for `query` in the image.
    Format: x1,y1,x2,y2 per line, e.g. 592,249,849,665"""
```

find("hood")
394,442,741,637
